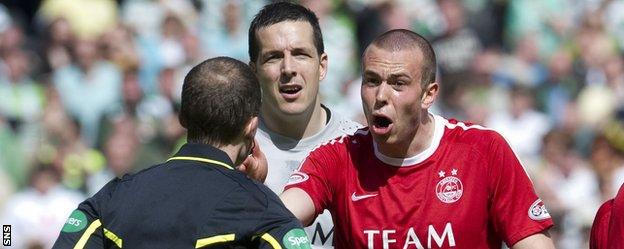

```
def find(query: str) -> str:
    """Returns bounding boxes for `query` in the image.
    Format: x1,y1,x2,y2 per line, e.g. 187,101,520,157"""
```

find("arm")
511,232,555,249
52,179,120,249
280,188,317,226
252,186,312,249
52,201,106,249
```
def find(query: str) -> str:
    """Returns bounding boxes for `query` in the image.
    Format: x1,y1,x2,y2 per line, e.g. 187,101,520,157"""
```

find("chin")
278,102,311,115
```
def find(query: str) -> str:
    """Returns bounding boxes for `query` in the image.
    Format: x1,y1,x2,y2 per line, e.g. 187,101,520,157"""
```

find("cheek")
259,65,281,80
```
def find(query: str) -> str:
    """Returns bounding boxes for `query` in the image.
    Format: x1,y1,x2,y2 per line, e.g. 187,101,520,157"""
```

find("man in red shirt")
591,183,624,249
279,29,555,248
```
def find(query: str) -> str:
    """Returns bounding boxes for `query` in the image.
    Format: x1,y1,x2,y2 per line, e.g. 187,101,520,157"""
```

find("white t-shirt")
257,107,361,248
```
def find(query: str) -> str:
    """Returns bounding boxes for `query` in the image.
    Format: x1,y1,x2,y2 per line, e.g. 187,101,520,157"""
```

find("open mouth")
373,116,393,128
279,85,303,95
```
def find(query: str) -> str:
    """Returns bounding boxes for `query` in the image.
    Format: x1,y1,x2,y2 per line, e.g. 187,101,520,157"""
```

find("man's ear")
243,116,259,139
421,82,439,109
318,52,328,81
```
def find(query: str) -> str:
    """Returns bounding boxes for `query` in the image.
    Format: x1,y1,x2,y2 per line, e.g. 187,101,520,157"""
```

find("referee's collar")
171,143,235,169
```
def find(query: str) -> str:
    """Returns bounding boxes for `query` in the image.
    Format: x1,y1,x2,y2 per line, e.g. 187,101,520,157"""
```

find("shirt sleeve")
608,184,624,249
486,131,554,246
283,145,339,216
52,179,119,249
253,189,312,249
590,199,613,249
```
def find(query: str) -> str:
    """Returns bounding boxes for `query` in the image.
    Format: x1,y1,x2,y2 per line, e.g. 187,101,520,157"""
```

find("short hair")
179,57,261,146
368,29,437,86
248,1,324,62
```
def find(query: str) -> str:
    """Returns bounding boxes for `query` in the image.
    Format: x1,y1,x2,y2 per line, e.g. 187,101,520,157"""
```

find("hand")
239,139,268,183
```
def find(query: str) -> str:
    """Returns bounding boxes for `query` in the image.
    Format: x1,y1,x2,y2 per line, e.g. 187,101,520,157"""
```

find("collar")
373,113,445,167
168,143,235,170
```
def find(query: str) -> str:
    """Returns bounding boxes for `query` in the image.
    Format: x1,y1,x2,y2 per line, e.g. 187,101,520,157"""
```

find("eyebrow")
363,71,412,80
389,73,412,80
363,71,380,78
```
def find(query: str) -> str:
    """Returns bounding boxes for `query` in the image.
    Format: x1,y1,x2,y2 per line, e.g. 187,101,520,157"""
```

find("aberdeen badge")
435,169,463,203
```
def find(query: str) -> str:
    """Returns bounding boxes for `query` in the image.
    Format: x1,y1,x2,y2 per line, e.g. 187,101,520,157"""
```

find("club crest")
435,169,463,203
528,199,551,221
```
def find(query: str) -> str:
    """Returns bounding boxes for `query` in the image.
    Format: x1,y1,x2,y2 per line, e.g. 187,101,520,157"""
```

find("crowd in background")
1,0,624,248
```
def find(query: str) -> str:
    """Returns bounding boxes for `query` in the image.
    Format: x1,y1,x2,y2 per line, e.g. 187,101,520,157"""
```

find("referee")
52,57,312,249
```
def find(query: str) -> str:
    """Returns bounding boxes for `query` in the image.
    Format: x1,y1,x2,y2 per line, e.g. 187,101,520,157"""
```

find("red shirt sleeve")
486,131,554,246
590,199,613,249
284,141,343,216
608,183,624,249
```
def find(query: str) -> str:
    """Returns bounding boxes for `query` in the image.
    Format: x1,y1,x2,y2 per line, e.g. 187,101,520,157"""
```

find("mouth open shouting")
371,114,393,135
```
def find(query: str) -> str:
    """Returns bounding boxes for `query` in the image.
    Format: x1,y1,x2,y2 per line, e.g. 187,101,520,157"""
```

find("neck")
260,100,327,140
377,112,436,158
217,143,246,166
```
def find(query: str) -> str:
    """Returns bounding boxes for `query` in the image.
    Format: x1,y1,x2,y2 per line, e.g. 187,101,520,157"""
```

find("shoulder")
331,114,364,135
441,117,509,148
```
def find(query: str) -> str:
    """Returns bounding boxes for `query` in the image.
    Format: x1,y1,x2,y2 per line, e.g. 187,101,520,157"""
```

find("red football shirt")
285,115,553,248
591,183,624,249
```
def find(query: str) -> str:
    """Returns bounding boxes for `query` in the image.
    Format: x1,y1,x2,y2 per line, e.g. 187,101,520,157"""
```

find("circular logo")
528,199,551,220
283,228,312,249
61,210,88,233
435,176,463,203
286,172,309,185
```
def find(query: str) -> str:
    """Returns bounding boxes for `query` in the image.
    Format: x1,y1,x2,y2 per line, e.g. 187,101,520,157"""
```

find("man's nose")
374,82,389,109
280,53,296,78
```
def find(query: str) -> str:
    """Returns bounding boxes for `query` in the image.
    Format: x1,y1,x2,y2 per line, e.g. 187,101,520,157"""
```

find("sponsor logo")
62,210,88,233
528,199,551,221
364,223,456,248
283,228,312,249
3,225,10,246
435,169,463,203
286,172,310,185
351,192,378,201
310,222,334,245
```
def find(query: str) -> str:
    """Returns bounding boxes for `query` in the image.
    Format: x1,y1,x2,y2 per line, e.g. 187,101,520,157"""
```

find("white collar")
373,114,445,167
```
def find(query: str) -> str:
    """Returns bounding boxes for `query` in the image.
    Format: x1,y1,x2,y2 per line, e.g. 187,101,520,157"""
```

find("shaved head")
365,29,437,86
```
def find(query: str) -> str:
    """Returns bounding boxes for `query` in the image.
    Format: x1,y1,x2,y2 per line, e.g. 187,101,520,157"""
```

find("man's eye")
364,78,379,85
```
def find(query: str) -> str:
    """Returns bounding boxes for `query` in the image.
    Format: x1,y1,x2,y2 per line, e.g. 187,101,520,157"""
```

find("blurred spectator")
37,0,118,40
505,0,573,58
591,109,624,201
100,23,141,73
536,48,583,126
87,116,139,196
302,0,358,116
200,1,248,61
486,85,551,165
0,165,83,249
0,49,44,145
0,48,44,189
355,1,410,61
492,35,548,88
534,130,600,249
40,17,74,71
432,0,482,116
159,14,188,68
52,38,121,146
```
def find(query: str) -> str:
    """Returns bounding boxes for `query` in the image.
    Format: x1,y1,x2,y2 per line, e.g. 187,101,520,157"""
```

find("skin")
249,21,328,140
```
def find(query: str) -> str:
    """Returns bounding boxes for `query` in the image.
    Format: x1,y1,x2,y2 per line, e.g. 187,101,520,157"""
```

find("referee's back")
52,57,312,249
53,143,307,248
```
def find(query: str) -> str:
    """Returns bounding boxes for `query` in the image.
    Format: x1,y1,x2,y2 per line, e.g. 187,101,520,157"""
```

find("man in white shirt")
248,2,361,247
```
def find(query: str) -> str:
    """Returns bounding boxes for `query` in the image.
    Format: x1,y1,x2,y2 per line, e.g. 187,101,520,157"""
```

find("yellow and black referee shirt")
52,143,311,249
